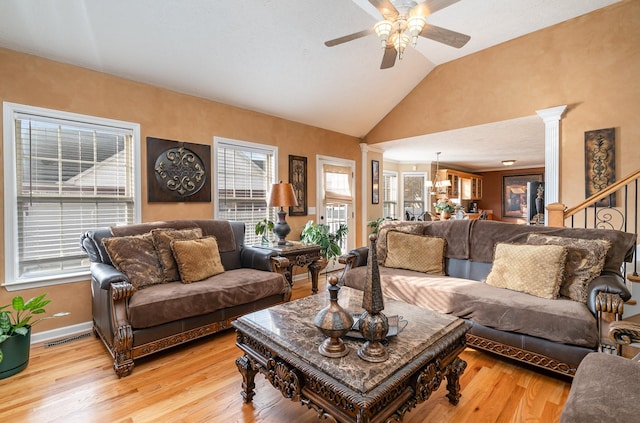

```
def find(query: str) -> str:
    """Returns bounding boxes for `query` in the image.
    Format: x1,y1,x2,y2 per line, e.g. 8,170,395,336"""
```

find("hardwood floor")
0,276,571,422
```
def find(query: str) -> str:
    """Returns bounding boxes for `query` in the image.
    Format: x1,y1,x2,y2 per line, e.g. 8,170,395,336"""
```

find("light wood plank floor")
0,276,571,422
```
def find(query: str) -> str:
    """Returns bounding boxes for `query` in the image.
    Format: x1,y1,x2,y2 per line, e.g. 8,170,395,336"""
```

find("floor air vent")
44,331,92,348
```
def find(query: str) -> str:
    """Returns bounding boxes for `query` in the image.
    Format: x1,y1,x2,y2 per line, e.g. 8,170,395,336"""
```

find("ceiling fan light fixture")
374,20,393,47
407,16,426,46
391,32,410,59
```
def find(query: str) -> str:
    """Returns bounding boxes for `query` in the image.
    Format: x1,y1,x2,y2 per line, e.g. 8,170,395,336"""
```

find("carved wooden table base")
265,242,323,294
233,287,470,423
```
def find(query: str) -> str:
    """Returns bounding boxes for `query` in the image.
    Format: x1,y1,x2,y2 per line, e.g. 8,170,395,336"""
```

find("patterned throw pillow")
102,233,164,290
384,231,446,275
486,243,568,299
171,236,225,283
376,223,423,264
526,234,611,303
151,228,203,282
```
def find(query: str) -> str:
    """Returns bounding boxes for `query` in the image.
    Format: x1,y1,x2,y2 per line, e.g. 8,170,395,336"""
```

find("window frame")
383,170,398,219
3,102,141,290
401,171,428,220
213,136,278,246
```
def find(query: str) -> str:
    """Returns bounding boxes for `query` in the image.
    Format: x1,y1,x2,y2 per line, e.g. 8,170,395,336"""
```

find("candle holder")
357,234,389,362
314,276,354,358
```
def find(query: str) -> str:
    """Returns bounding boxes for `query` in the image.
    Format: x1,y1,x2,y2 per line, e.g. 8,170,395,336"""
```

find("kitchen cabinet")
438,169,483,201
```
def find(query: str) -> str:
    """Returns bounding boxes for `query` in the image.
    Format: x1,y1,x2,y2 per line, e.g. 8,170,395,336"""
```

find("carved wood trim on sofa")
466,333,577,377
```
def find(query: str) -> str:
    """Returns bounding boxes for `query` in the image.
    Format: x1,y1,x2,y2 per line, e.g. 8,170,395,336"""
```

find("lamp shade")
268,182,298,208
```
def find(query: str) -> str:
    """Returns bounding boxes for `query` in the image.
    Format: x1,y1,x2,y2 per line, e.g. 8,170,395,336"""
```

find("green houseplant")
0,294,68,379
255,218,274,245
300,220,349,267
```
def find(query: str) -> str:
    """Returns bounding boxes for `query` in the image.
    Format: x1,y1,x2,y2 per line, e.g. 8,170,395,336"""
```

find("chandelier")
373,10,427,60
426,152,451,196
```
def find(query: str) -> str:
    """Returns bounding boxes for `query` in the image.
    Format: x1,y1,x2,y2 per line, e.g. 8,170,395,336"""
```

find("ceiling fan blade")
325,28,375,47
420,24,470,48
369,0,399,20
412,0,461,16
380,45,397,69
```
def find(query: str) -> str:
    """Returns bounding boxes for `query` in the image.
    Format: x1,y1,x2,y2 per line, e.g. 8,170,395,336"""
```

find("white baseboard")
31,321,93,344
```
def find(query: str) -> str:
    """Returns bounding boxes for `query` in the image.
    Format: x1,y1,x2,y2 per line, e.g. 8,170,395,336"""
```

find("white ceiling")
0,0,621,169
379,114,546,171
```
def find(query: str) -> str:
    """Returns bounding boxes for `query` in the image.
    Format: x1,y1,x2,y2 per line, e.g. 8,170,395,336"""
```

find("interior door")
316,156,356,271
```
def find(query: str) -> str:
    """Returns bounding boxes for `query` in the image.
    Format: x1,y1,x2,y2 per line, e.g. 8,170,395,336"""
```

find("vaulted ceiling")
0,0,621,169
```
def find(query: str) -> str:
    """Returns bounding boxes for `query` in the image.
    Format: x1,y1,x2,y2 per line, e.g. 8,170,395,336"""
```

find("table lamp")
268,181,298,245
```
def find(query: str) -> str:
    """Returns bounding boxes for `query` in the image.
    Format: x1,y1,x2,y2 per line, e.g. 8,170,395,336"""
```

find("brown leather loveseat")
81,219,290,377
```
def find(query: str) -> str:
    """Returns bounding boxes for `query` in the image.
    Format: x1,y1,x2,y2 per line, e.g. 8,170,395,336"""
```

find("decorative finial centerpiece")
357,234,389,362
314,276,354,358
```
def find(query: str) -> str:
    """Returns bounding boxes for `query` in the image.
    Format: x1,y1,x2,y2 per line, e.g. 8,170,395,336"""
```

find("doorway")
316,155,356,270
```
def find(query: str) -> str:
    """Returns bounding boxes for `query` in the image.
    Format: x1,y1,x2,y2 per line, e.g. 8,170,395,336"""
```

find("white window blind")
383,171,398,219
323,164,353,205
4,103,139,287
215,139,276,245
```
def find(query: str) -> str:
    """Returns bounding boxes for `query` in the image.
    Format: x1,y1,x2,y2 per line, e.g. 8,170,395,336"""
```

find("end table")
259,242,323,294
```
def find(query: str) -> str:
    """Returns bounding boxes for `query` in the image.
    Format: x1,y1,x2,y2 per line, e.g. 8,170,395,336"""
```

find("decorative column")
536,105,567,225
360,143,369,246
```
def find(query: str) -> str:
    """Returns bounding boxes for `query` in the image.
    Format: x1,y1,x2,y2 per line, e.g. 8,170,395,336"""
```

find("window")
383,171,398,219
3,103,140,289
214,137,277,246
402,173,427,220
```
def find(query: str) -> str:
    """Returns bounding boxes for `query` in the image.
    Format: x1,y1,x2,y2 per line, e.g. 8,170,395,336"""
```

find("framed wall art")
585,127,615,207
147,137,211,202
372,160,380,204
288,155,307,216
502,173,543,218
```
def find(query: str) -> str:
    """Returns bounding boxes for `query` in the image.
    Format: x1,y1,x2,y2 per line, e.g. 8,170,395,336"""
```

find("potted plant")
300,220,349,268
0,293,68,379
434,197,456,220
255,218,274,245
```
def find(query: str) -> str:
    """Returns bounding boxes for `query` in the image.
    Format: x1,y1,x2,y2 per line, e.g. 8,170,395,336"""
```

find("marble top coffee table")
232,287,471,423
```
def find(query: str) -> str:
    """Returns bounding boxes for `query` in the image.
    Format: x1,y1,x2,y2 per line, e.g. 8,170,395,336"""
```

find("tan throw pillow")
151,228,203,282
486,243,568,299
384,231,446,275
526,234,611,303
171,236,225,283
377,223,423,264
102,233,163,290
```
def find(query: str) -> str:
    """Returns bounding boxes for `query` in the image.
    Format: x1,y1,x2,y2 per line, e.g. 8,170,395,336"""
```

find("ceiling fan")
325,0,470,69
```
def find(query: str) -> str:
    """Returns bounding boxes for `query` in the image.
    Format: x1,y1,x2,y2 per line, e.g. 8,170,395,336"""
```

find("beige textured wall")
367,1,640,208
0,48,361,333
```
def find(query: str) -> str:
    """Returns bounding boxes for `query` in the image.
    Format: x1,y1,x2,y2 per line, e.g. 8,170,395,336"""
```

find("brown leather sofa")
340,220,636,377
81,219,290,377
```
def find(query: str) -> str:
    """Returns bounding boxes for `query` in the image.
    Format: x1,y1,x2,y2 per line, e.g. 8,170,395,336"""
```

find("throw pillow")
171,236,225,283
376,223,423,264
384,231,446,275
486,243,568,299
102,233,164,290
526,234,611,303
151,227,203,282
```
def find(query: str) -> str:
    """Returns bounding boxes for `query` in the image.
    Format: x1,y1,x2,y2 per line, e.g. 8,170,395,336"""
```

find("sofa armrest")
609,320,640,347
240,246,275,272
341,247,369,268
91,262,130,290
587,272,631,315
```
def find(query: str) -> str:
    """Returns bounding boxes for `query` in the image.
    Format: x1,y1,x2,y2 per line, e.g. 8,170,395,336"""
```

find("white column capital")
536,105,567,123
